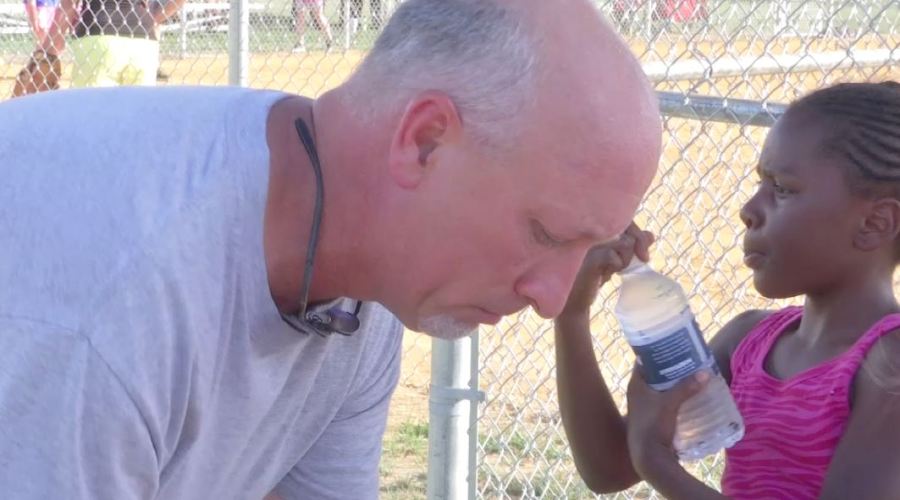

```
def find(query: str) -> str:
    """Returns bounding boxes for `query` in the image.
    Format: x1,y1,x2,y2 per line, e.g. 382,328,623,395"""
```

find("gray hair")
344,0,539,149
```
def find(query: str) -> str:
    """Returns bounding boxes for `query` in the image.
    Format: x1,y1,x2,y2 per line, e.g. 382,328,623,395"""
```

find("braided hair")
786,81,900,199
786,81,900,259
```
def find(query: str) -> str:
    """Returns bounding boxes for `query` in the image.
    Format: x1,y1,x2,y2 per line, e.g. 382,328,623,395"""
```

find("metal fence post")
228,0,249,86
179,11,188,59
343,0,352,51
427,335,484,500
467,332,479,500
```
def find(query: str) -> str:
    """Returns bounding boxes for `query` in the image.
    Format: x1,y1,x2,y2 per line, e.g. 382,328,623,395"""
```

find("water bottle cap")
620,256,650,275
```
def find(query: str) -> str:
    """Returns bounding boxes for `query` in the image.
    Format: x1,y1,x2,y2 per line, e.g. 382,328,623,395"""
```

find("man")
0,0,662,498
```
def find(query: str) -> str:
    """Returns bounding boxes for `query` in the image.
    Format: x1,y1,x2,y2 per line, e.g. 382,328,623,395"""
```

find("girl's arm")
820,330,900,499
555,224,652,493
556,218,766,495
555,310,639,493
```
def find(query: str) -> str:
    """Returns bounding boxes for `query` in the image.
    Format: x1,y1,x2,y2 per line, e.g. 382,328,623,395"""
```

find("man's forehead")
547,106,659,173
586,193,643,237
546,177,645,241
514,105,657,238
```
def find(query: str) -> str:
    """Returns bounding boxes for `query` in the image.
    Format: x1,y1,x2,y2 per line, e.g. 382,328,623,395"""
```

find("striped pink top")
722,306,900,499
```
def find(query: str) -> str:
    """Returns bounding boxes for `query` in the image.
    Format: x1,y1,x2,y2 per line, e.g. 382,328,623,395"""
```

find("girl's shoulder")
710,309,776,385
856,324,900,399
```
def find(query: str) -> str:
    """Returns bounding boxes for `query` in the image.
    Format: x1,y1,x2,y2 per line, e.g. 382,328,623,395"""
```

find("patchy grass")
381,420,429,499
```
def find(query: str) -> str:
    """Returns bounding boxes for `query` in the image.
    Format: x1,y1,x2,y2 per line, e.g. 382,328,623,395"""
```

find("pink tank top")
722,306,900,499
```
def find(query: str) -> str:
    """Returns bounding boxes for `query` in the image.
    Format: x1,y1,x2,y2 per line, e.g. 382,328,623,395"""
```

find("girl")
556,81,900,499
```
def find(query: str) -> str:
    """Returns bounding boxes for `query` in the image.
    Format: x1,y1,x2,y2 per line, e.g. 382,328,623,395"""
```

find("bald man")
0,0,662,498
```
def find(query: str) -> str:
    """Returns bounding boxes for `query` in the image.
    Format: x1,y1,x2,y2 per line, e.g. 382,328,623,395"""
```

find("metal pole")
343,0,351,51
179,9,188,59
777,0,789,34
644,0,654,39
228,0,249,86
427,335,484,500
467,332,480,500
657,91,787,127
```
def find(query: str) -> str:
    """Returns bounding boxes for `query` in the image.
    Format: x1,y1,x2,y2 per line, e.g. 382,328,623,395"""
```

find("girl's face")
740,112,873,298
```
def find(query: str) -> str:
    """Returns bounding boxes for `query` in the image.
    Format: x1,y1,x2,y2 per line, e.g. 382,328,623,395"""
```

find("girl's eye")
756,175,791,196
772,180,790,195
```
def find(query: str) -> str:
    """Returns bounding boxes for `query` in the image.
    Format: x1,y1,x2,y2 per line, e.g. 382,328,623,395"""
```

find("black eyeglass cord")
293,116,324,318
279,115,362,337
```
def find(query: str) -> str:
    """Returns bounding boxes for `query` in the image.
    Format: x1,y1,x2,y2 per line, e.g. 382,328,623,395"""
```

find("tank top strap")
730,306,803,379
838,313,900,369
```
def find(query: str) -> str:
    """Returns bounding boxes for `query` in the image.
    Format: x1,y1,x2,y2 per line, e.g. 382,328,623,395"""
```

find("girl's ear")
856,198,900,252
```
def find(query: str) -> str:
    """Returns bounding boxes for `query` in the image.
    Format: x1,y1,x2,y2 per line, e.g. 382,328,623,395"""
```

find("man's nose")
514,249,588,319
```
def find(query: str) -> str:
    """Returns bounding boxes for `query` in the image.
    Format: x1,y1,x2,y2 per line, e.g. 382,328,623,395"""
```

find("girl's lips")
743,252,765,269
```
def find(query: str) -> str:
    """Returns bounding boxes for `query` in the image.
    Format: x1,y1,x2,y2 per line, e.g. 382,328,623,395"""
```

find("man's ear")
855,198,900,252
387,91,462,189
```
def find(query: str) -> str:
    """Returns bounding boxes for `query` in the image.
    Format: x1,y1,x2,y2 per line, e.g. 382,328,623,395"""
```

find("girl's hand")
625,367,710,474
559,223,654,317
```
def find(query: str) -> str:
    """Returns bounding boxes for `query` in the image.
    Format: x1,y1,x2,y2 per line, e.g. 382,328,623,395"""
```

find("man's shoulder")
3,86,287,122
344,302,404,377
359,302,404,353
318,302,404,418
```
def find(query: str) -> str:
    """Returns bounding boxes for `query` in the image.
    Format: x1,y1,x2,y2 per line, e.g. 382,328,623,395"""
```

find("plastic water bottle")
615,258,744,460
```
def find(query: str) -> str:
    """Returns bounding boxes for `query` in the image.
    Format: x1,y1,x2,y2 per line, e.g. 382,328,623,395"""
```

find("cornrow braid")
789,81,900,194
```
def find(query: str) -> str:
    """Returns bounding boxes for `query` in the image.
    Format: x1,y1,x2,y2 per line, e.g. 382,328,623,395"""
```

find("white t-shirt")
0,86,403,499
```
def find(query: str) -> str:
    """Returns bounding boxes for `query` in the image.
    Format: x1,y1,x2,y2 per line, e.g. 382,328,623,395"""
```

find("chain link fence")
475,1,899,498
1,0,898,498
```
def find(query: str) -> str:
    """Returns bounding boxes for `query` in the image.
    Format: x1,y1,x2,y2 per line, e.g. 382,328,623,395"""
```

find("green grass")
481,431,527,455
383,421,429,458
710,0,899,36
481,429,569,462
0,33,32,55
478,429,590,498
611,0,898,38
379,422,585,499
381,472,428,500
380,421,429,500
478,467,598,499
619,0,900,40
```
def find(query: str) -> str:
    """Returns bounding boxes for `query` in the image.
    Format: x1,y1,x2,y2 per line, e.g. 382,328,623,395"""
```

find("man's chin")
416,315,478,340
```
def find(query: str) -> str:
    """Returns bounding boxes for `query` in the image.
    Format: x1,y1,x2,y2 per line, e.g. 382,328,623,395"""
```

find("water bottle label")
631,318,714,389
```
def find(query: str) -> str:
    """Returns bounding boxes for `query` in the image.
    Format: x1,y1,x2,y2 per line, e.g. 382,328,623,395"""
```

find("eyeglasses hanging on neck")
278,116,362,337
